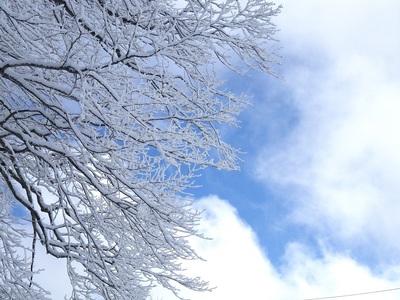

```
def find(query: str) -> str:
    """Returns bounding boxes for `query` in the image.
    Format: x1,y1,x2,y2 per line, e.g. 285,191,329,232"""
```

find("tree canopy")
0,0,280,298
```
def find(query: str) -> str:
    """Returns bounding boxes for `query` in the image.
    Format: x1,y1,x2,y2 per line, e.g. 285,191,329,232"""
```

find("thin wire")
303,287,400,300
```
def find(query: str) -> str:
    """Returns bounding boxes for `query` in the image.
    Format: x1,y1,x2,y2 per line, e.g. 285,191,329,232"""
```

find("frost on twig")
0,0,280,299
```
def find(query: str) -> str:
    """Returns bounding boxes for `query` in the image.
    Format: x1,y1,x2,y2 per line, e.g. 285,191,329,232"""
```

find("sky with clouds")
33,1,400,299
153,0,400,299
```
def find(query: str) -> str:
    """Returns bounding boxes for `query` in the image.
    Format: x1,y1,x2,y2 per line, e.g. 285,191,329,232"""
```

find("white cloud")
151,195,288,299
151,196,400,300
281,242,400,300
277,0,400,65
255,0,400,256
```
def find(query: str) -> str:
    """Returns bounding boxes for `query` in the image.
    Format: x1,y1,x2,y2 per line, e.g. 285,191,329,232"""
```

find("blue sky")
34,1,400,299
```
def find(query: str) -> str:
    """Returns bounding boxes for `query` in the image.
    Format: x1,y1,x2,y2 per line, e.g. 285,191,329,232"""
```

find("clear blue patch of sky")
11,202,29,218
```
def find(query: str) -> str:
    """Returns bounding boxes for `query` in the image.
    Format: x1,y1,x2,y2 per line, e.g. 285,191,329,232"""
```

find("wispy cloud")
255,0,400,260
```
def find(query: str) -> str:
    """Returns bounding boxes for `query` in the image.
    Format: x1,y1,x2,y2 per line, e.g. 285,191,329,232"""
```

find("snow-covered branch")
0,0,280,298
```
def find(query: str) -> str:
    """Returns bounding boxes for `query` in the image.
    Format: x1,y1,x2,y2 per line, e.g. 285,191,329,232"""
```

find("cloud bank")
151,196,400,300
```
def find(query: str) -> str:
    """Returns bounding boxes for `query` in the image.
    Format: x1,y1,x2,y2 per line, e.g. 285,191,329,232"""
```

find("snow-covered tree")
0,0,280,298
